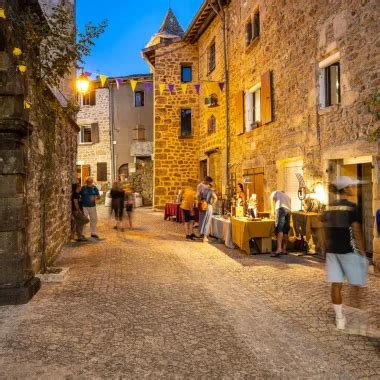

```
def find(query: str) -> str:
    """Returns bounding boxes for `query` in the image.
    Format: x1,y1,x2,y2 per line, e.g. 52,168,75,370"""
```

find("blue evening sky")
76,0,204,77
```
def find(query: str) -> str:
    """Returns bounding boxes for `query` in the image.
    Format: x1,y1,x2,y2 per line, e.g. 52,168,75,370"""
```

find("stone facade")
0,0,78,304
77,87,112,185
144,1,380,269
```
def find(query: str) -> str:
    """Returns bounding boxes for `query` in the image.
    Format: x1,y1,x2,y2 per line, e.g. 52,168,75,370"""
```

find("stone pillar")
0,11,40,304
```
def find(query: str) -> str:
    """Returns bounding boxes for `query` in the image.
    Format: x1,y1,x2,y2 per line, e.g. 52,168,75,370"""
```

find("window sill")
246,36,260,52
318,104,340,115
178,135,193,140
79,142,93,145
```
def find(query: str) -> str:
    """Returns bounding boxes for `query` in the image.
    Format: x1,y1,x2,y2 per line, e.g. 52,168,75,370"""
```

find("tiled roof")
158,8,184,37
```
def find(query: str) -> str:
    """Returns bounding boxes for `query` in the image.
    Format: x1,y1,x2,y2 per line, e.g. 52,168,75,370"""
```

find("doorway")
200,159,207,181
76,164,90,185
243,167,264,212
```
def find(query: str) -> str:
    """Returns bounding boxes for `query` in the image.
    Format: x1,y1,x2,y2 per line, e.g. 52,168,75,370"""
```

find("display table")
292,212,323,253
231,218,275,254
164,203,199,223
210,216,234,249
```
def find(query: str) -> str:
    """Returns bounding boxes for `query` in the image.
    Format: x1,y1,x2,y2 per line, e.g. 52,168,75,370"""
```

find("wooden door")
254,172,264,212
200,160,207,181
81,165,90,185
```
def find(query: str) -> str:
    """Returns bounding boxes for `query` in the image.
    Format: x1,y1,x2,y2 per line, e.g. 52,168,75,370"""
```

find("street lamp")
76,72,90,95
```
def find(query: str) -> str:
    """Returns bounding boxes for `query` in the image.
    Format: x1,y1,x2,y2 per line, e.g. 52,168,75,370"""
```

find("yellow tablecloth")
231,218,275,254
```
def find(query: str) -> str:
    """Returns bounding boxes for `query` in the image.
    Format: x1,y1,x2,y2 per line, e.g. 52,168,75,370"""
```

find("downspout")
210,0,230,197
109,83,116,181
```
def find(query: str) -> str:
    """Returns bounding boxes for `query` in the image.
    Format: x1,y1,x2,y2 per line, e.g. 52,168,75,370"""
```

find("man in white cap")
321,176,368,330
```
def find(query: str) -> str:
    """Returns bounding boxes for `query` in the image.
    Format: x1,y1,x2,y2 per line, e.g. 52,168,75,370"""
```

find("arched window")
208,115,216,135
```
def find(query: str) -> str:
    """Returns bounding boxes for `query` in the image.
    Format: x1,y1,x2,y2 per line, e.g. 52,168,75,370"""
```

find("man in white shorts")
321,176,368,330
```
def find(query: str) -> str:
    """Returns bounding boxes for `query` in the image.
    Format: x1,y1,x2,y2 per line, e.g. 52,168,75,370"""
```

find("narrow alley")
0,207,379,378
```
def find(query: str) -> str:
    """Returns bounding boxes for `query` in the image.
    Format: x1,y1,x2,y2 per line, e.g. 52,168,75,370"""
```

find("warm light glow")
76,74,90,95
314,182,327,204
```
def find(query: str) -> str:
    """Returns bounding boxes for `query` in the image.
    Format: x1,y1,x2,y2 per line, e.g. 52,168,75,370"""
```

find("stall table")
292,212,323,254
231,218,275,254
164,203,199,223
210,216,234,249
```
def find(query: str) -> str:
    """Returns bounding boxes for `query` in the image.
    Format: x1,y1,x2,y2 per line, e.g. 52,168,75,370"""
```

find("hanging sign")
99,74,107,87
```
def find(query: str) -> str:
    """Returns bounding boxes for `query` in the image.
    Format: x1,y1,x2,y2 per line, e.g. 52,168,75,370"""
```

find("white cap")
331,176,363,190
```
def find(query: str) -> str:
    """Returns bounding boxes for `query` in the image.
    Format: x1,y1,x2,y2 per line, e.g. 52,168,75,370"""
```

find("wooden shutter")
91,123,99,143
89,89,96,106
97,162,107,182
236,90,245,134
81,165,90,185
261,71,272,124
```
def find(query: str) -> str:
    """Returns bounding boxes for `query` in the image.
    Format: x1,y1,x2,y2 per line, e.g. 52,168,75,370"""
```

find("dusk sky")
76,0,204,77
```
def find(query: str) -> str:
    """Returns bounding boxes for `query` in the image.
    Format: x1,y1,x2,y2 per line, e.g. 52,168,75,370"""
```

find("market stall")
210,216,234,249
164,203,199,223
231,217,275,254
292,212,323,254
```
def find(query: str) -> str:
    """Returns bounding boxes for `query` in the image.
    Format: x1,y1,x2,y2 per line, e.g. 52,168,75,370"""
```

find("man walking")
321,176,368,330
81,177,101,239
270,190,291,257
71,183,89,242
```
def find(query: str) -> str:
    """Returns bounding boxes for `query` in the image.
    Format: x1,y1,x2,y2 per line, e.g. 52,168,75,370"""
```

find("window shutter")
91,123,99,143
97,162,107,182
236,90,245,134
89,90,96,106
261,71,272,124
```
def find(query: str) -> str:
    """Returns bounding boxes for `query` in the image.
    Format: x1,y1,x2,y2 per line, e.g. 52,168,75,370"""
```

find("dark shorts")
126,203,133,213
182,209,194,223
275,207,291,234
112,206,124,220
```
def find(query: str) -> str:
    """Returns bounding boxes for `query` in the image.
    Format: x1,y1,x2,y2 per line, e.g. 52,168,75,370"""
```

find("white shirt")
271,191,291,211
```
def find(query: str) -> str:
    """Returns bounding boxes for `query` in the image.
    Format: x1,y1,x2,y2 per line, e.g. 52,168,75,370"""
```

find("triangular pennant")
23,100,31,109
144,82,152,93
181,83,188,95
218,82,225,92
194,84,201,94
85,71,92,77
130,79,138,92
0,8,6,19
159,83,165,95
99,74,107,87
168,83,175,94
115,78,122,90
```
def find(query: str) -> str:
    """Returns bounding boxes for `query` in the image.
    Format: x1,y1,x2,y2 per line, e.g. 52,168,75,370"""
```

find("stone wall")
77,88,112,184
153,41,200,208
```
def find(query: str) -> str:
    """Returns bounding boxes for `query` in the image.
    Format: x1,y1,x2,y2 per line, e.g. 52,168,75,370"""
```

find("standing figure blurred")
180,182,197,241
71,183,89,242
80,177,101,239
110,181,125,231
321,176,368,330
197,177,217,243
123,183,134,230
237,182,246,206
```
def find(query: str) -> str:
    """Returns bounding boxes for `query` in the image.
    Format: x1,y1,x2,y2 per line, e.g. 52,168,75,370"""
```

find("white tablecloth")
210,216,234,249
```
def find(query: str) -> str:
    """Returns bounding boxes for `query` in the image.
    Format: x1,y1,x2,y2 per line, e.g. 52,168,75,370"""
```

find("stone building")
143,1,380,269
76,74,153,185
0,0,78,304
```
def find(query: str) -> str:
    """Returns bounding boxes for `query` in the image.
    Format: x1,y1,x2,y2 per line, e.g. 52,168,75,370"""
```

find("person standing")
123,183,134,230
180,183,197,241
197,177,217,243
71,183,89,242
270,190,291,257
80,177,101,239
110,181,125,231
321,176,368,330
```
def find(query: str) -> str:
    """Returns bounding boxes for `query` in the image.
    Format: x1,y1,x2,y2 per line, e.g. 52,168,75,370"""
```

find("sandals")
270,252,282,257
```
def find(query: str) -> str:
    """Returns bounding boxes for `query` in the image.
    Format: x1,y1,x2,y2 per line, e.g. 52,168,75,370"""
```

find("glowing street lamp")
76,73,90,95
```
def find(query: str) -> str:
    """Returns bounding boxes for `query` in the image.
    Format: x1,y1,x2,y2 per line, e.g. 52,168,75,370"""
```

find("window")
134,91,144,107
181,65,192,83
253,11,260,39
97,162,107,182
79,123,99,144
318,53,341,108
208,41,216,73
245,84,261,131
82,89,96,106
246,20,253,46
133,125,146,141
180,109,192,137
208,115,216,135
246,11,260,47
79,125,92,143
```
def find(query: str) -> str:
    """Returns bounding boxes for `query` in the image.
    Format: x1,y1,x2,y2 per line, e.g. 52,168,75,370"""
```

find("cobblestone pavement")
0,207,379,379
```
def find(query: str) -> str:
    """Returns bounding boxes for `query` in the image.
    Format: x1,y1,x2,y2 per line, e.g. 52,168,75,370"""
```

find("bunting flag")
218,82,225,92
99,74,107,87
194,84,201,94
0,8,6,19
115,78,122,89
168,83,175,94
144,82,152,93
130,79,138,92
159,83,165,95
17,64,27,73
13,48,22,56
181,83,188,95
23,100,31,109
85,71,92,77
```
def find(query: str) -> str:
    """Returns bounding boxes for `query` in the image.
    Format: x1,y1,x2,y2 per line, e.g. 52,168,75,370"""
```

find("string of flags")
85,71,225,96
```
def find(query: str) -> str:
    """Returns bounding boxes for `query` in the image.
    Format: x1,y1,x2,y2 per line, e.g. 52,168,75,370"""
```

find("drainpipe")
109,83,116,181
210,0,230,197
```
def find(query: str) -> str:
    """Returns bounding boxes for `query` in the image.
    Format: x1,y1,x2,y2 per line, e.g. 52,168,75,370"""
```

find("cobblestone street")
0,207,379,379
